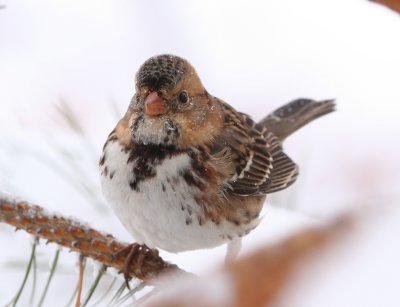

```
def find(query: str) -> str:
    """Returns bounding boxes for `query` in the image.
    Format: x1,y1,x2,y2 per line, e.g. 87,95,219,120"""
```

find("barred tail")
259,99,336,142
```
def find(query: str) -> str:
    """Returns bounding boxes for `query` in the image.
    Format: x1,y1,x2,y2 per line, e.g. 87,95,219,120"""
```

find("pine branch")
0,195,186,283
145,216,352,307
370,0,400,14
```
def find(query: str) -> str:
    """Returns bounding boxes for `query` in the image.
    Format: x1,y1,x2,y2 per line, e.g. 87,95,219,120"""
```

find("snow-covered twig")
0,195,186,283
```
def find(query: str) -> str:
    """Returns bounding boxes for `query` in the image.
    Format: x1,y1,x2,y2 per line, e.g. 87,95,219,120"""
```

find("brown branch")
227,217,351,307
0,195,186,283
370,0,400,13
146,216,352,307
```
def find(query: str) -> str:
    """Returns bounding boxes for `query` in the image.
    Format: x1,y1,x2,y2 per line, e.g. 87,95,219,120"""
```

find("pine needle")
81,265,106,307
64,283,78,307
56,99,85,135
29,249,37,304
37,248,60,307
107,282,126,307
92,277,117,307
6,239,38,307
75,256,86,307
115,282,146,307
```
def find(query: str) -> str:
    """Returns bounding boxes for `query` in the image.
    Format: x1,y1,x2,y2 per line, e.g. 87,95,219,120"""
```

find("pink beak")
144,92,166,116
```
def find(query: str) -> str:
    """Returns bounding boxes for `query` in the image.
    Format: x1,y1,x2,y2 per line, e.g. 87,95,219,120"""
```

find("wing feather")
211,101,298,196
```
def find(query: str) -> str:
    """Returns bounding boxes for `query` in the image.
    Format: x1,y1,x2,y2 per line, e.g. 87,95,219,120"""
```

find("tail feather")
259,98,336,141
258,98,335,193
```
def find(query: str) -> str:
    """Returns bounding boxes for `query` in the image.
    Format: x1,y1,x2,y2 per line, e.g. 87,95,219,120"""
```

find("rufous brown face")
127,55,224,148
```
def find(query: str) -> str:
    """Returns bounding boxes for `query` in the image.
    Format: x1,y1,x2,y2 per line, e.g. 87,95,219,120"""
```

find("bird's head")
125,55,224,149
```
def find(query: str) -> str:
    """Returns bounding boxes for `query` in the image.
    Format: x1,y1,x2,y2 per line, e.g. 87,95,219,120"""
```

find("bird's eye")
178,91,189,104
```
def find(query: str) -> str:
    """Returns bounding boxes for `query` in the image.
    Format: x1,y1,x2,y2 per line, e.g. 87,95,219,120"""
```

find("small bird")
100,54,334,280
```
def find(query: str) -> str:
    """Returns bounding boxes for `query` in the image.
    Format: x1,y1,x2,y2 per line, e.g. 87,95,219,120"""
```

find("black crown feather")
136,54,187,91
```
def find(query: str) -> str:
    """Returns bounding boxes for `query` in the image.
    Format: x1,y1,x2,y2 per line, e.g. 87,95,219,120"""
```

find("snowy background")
1,0,400,306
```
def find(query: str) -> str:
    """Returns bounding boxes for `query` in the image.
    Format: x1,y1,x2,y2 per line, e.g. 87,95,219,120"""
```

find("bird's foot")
112,243,151,288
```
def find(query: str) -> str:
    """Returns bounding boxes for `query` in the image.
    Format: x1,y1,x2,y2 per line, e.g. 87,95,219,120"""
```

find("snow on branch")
0,195,187,283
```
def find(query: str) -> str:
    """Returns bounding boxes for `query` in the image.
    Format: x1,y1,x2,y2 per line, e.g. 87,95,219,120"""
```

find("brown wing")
212,101,298,196
262,129,299,193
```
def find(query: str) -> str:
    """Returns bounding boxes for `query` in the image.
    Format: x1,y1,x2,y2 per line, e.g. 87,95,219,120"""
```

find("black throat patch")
128,143,181,191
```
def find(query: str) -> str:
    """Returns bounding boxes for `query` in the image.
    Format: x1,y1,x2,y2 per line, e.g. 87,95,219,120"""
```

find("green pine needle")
81,265,106,307
107,282,126,307
37,248,60,307
6,239,38,307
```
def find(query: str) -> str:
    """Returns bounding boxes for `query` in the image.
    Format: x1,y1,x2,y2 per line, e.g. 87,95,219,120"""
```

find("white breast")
100,141,245,253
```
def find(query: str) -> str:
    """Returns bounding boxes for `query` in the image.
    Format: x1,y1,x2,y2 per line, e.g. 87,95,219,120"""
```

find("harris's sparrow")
99,54,335,278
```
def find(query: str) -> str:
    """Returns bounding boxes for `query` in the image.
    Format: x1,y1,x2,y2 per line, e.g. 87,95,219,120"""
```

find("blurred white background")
1,0,400,306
